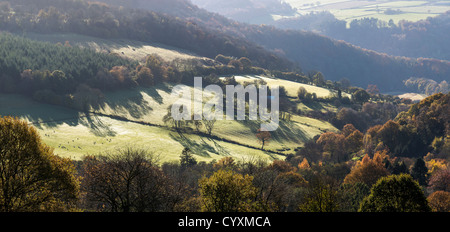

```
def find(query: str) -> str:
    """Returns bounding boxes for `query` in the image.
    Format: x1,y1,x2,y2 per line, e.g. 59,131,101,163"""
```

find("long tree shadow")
202,136,231,157
303,101,326,111
0,93,81,129
79,114,117,137
96,88,153,119
170,132,228,158
0,93,119,138
96,84,173,120
237,117,307,146
274,120,308,143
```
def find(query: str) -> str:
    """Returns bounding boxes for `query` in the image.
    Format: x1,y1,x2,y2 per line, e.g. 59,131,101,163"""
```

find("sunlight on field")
35,115,286,163
0,93,284,163
96,81,339,152
233,75,330,98
1,79,338,163
0,72,341,163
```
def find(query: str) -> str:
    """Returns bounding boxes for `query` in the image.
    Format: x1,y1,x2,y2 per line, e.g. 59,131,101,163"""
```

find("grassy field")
284,0,450,24
95,79,339,152
33,115,288,163
0,93,288,163
232,75,351,98
0,76,339,163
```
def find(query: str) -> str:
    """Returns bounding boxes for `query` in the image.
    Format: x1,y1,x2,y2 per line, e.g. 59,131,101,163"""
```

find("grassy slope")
232,75,352,99
0,93,285,162
95,81,338,149
0,75,339,163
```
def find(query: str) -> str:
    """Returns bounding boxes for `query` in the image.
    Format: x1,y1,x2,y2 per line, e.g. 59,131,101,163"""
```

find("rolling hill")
92,0,450,92
0,76,340,163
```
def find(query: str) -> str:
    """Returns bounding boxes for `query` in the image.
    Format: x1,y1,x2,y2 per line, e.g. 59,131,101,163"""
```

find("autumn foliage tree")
427,169,450,192
366,84,380,95
109,66,133,86
145,54,167,83
213,157,237,171
313,124,363,164
298,158,311,170
256,129,271,150
316,132,346,163
393,93,449,157
427,191,450,212
344,152,390,187
0,116,80,212
344,128,364,154
198,169,260,212
135,66,154,87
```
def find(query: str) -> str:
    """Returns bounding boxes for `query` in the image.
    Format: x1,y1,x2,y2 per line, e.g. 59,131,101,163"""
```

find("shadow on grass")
237,117,307,147
79,114,117,137
170,132,215,158
303,101,326,111
0,93,81,129
0,93,122,137
169,131,231,158
95,83,173,119
274,120,308,143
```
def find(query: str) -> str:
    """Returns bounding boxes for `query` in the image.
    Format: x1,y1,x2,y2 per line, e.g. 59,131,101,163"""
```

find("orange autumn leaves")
343,151,390,187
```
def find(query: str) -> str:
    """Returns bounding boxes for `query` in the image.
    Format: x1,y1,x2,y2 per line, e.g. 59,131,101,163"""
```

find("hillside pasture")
95,81,339,152
231,75,351,98
0,93,285,162
0,74,340,162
